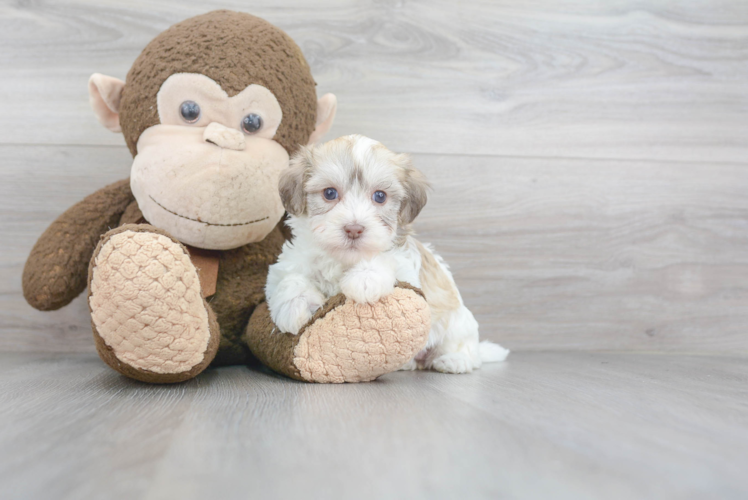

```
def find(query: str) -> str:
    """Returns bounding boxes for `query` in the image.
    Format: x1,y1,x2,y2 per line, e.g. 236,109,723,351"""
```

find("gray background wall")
2,0,747,353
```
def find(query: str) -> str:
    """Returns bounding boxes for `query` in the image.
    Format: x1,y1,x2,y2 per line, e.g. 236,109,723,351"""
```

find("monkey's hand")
22,179,134,311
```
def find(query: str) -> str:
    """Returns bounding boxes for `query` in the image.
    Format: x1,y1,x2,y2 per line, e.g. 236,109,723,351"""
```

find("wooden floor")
1,351,747,500
1,2,747,499
2,1,747,354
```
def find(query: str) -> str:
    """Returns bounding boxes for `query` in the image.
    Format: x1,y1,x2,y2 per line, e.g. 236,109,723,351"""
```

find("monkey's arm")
22,179,134,311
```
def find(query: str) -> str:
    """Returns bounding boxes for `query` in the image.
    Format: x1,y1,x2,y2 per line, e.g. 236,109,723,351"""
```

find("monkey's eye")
323,188,338,201
373,191,387,204
179,101,201,123
241,113,263,134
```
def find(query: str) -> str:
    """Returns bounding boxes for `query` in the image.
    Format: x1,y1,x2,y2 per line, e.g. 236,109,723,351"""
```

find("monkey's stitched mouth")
149,196,269,227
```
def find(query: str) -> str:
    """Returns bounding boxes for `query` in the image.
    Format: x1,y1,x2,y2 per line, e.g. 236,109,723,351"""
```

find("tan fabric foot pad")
246,283,431,383
88,224,219,383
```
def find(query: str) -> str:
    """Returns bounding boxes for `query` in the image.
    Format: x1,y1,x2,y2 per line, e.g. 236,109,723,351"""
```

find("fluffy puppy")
266,135,509,373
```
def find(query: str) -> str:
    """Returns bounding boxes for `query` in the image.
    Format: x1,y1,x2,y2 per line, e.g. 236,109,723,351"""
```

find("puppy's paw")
340,265,395,304
431,352,474,374
270,289,326,335
398,358,419,371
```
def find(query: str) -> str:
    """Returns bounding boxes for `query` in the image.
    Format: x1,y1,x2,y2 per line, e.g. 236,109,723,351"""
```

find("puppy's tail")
479,340,510,363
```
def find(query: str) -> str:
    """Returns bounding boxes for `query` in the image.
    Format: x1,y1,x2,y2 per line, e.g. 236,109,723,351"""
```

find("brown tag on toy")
185,246,220,298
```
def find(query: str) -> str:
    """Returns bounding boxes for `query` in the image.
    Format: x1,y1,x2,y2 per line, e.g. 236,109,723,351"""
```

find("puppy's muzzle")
344,224,365,240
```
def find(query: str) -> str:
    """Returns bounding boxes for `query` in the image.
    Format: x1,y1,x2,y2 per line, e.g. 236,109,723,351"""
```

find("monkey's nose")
203,122,246,151
344,224,365,240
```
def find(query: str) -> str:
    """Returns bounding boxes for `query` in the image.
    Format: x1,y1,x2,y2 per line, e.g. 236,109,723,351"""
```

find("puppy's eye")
241,113,263,134
323,188,338,201
373,191,387,204
180,101,201,123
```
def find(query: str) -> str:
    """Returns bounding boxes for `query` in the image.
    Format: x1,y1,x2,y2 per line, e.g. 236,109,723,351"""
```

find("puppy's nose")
203,122,246,151
344,224,365,240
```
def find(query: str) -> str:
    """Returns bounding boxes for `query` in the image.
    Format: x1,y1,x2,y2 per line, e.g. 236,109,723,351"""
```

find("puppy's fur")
266,135,509,373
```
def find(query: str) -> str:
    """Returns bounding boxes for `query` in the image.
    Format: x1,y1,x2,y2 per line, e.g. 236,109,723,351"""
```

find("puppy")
266,135,509,373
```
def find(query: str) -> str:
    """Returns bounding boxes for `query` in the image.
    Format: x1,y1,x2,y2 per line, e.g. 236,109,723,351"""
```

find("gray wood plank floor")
1,3,747,498
1,351,747,500
1,1,747,353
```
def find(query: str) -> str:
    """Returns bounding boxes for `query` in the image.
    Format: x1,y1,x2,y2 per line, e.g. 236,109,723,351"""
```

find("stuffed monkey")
22,10,430,383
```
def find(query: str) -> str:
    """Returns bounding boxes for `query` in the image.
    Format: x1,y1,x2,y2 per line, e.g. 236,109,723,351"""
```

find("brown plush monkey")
22,10,430,384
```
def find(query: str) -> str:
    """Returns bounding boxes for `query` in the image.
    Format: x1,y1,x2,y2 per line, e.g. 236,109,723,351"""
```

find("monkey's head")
87,11,336,250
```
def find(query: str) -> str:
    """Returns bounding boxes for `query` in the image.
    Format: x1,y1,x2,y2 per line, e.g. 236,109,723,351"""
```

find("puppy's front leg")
340,256,396,304
268,275,326,335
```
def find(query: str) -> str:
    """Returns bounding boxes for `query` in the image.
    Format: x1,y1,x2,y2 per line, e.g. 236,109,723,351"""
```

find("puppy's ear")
279,146,313,216
396,154,431,225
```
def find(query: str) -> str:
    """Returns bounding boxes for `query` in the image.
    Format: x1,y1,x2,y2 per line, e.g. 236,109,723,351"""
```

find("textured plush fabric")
89,227,212,373
25,178,286,369
119,199,145,225
116,208,286,369
118,10,318,156
22,179,135,311
245,302,306,381
26,178,430,383
23,10,430,384
88,224,221,384
209,225,286,365
247,283,431,383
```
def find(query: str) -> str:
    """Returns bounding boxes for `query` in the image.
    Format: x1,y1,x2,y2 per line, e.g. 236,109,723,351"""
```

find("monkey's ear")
279,147,313,216
397,155,431,225
307,94,337,145
88,73,125,133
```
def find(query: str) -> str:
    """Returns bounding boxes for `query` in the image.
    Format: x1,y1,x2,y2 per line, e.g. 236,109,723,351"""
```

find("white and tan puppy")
266,135,509,373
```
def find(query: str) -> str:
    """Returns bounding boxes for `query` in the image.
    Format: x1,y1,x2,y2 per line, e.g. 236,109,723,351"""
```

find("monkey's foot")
88,224,220,383
246,282,431,383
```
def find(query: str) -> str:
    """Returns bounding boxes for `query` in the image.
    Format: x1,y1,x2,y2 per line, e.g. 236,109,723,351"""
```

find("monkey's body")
116,200,287,367
22,11,430,384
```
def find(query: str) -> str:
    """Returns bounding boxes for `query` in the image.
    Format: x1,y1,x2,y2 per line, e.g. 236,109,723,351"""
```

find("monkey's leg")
87,224,220,383
245,283,430,383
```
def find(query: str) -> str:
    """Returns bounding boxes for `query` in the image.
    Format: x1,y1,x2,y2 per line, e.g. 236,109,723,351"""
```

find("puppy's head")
279,134,430,262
